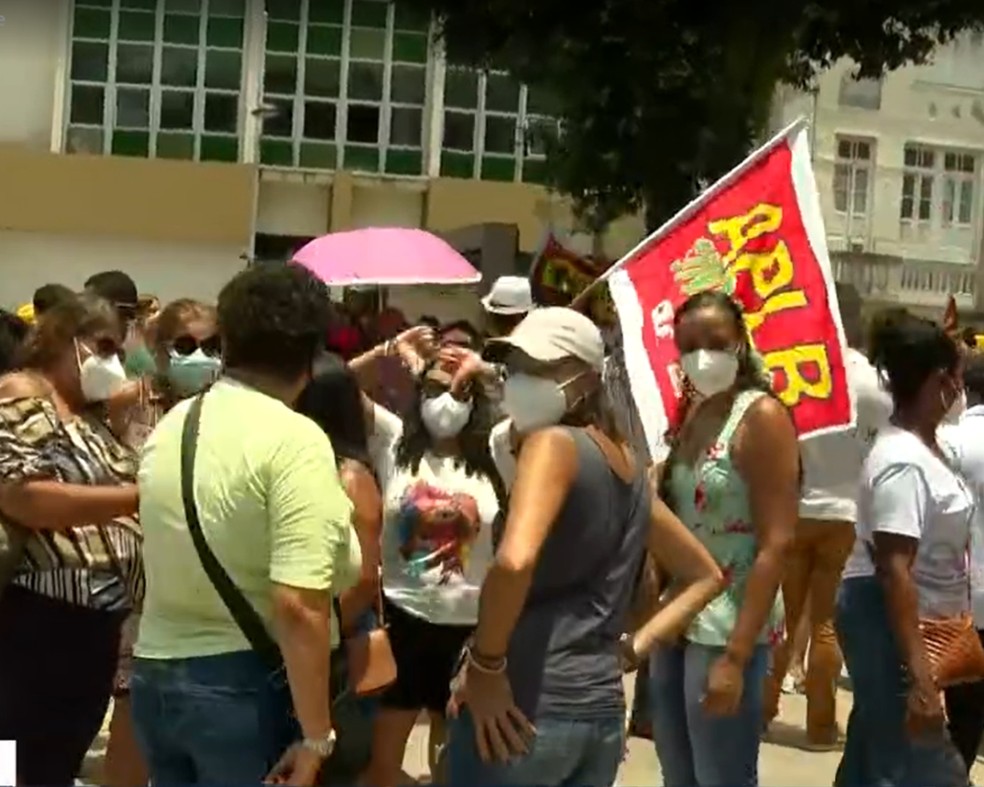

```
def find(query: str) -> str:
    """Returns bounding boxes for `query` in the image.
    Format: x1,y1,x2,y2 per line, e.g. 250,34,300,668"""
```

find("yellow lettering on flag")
708,204,783,266
762,344,833,405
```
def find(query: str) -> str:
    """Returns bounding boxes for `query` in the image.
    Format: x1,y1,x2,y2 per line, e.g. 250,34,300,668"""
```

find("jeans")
131,651,297,784
649,640,769,787
835,576,967,786
447,710,624,786
763,519,855,741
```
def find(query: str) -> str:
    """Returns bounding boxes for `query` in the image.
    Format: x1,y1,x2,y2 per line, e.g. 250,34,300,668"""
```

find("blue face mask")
167,349,221,396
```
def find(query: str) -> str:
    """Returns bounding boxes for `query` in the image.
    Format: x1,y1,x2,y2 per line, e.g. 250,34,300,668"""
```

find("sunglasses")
171,334,221,357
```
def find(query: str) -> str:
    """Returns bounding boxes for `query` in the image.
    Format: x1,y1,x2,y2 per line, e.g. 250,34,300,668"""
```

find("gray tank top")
505,428,650,720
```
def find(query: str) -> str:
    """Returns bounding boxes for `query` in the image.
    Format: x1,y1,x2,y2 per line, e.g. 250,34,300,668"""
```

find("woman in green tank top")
649,291,800,787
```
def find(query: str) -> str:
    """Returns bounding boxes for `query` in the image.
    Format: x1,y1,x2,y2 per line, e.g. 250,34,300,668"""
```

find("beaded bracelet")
466,646,507,675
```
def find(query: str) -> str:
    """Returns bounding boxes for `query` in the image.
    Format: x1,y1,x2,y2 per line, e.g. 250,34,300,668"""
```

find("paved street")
80,678,984,785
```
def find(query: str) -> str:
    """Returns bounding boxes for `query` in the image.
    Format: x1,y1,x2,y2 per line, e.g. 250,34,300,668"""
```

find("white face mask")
76,340,128,402
420,392,473,439
503,372,569,434
680,349,739,398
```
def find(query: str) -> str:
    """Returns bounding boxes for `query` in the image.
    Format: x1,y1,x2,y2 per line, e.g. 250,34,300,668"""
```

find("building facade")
0,0,644,318
771,32,984,321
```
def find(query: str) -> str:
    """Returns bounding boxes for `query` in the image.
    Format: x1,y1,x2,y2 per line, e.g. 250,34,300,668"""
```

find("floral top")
666,389,784,647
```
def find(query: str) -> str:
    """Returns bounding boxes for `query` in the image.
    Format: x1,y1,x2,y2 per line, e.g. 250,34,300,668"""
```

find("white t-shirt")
368,404,502,626
798,348,892,522
843,425,974,617
940,405,984,626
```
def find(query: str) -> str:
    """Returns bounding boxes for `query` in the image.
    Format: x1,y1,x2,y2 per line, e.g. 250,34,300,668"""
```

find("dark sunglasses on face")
171,334,221,357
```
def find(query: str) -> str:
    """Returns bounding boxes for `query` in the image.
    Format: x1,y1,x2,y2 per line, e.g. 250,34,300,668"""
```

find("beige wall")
0,147,256,246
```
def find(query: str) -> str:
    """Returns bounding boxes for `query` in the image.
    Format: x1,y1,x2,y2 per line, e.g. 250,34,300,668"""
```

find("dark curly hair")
394,360,507,508
218,264,333,380
868,308,959,409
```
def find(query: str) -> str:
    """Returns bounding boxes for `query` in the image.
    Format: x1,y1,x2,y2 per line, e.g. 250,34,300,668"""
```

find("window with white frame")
900,145,937,223
440,58,554,183
260,0,430,174
832,137,873,217
66,0,246,161
900,143,980,253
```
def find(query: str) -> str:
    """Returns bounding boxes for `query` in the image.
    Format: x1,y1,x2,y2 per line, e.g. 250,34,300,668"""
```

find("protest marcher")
295,351,382,782
445,307,724,786
132,265,360,785
938,352,984,774
103,297,220,787
0,294,141,786
836,310,970,786
348,327,506,787
650,291,798,787
481,275,534,338
763,283,892,748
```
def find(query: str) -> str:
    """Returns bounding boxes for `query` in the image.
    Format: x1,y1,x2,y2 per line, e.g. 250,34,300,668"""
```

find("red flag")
606,120,853,460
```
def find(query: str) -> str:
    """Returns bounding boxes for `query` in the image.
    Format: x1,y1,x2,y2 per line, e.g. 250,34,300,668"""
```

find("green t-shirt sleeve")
267,417,354,591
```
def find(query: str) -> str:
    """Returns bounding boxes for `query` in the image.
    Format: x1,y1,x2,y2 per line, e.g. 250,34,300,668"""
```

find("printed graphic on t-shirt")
395,481,481,585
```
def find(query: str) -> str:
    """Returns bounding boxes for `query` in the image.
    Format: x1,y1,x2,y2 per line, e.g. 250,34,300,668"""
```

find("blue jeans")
447,710,625,786
649,640,769,787
835,576,967,787
131,651,297,784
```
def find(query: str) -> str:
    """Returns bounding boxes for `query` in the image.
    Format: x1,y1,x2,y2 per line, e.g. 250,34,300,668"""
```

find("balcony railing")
831,251,977,310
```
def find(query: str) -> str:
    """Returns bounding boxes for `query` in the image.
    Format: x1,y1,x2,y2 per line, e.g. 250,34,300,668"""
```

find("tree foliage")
402,0,984,230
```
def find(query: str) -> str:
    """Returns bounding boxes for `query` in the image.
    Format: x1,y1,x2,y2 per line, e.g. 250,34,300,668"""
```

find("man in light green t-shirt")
131,265,360,787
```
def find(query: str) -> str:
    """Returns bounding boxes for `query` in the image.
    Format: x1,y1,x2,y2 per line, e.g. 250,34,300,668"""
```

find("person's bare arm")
728,396,799,664
271,584,333,741
471,428,578,660
632,496,725,656
872,533,933,688
336,465,382,631
0,481,138,531
105,379,145,438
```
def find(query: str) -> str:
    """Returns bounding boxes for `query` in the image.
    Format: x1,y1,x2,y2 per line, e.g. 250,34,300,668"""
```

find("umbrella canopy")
293,227,482,287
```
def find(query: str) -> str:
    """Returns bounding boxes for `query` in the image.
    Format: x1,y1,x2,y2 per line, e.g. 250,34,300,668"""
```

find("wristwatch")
301,729,337,759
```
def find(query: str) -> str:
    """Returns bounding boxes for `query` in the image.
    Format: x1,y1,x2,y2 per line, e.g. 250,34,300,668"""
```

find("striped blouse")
0,396,143,611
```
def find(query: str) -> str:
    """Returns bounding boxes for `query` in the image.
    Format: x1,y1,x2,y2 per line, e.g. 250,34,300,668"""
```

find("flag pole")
570,115,810,311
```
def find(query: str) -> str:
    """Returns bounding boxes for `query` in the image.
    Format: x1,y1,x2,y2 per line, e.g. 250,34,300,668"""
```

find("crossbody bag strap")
181,392,282,671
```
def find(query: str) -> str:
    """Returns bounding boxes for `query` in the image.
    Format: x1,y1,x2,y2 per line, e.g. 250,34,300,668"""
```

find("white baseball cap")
485,307,604,372
481,276,534,316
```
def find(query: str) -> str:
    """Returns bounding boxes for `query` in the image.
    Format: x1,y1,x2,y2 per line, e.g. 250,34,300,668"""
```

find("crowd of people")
0,262,983,787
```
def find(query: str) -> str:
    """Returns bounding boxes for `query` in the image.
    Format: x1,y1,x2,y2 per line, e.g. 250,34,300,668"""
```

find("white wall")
775,37,984,268
256,181,330,236
0,0,64,149
0,230,246,308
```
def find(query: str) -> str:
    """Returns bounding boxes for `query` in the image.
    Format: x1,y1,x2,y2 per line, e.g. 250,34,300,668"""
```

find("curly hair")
218,264,333,380
394,360,507,508
153,298,216,352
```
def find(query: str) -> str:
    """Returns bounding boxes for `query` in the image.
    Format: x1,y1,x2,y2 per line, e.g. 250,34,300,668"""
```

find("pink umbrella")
293,227,482,286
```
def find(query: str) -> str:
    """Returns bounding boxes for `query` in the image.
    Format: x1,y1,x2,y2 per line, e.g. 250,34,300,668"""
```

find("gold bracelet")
466,646,507,675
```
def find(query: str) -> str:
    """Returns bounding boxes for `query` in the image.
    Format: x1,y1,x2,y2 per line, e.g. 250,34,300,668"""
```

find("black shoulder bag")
181,393,283,672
